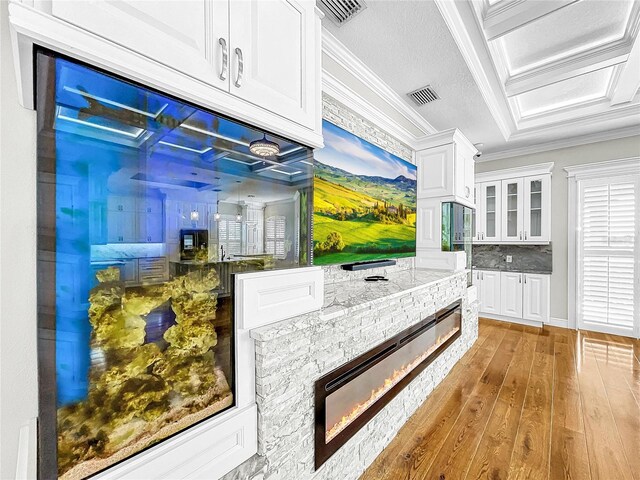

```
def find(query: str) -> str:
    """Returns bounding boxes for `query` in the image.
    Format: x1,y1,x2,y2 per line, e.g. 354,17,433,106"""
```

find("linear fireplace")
314,300,462,468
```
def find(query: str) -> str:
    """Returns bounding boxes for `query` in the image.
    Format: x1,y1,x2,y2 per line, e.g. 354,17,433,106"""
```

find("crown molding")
477,124,640,162
322,70,417,148
564,156,640,178
321,28,437,137
413,128,478,155
434,0,514,140
476,161,554,181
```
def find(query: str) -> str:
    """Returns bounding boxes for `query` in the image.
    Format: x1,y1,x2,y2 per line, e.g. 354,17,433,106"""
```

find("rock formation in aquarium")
57,267,233,479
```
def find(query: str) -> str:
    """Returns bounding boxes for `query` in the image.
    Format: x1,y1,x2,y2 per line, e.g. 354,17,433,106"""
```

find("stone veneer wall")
322,93,413,163
222,271,478,480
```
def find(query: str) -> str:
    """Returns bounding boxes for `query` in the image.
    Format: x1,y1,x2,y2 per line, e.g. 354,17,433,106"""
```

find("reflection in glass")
530,180,542,237
506,182,518,236
36,52,313,479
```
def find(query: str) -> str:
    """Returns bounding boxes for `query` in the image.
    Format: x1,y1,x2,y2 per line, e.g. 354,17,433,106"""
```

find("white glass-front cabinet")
523,175,551,243
502,178,524,242
475,181,502,243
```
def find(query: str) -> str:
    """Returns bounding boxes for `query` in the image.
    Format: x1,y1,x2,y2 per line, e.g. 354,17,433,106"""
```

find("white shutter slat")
580,179,636,332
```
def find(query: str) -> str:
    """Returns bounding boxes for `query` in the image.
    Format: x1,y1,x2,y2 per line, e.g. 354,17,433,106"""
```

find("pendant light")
249,134,280,157
214,200,221,221
236,180,242,222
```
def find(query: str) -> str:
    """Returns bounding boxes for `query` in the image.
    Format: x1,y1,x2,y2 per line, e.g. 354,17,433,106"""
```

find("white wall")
0,1,39,477
476,135,640,322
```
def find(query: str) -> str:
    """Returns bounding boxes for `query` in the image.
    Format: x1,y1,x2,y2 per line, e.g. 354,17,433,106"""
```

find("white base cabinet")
476,269,550,325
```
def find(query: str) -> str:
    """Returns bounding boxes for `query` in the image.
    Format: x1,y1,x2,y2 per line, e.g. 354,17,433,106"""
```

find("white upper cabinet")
523,175,551,243
51,0,230,91
475,181,502,243
502,178,524,242
474,163,553,244
416,129,477,208
229,0,317,129
9,0,323,147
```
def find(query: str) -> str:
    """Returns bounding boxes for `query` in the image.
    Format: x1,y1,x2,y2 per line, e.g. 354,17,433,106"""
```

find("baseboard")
479,312,543,328
547,317,569,329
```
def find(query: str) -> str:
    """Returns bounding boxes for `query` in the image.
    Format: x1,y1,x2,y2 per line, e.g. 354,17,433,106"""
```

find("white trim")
566,157,640,337
478,312,543,328
478,125,640,162
548,317,569,329
564,156,640,178
475,161,554,181
322,28,437,137
413,128,478,154
15,418,37,480
434,0,514,141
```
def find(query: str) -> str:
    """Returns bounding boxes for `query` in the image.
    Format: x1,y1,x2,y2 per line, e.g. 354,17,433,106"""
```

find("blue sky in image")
316,120,416,180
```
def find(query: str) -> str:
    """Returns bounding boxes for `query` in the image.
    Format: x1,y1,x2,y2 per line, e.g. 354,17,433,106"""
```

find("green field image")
313,173,417,265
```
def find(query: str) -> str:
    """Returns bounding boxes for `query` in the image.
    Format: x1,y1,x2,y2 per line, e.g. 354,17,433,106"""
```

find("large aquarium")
36,51,313,479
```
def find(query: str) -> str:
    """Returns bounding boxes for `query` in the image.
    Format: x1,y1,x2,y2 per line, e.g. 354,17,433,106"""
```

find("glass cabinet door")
502,178,524,241
524,175,550,242
481,181,501,242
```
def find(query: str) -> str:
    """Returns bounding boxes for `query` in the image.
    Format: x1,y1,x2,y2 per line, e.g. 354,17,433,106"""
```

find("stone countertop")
249,268,466,342
472,266,552,275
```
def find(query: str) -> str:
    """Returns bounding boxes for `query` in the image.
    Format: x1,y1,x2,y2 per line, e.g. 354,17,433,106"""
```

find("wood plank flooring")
360,318,640,480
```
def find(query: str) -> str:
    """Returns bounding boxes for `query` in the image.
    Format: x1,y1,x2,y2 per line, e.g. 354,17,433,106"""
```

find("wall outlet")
506,255,513,263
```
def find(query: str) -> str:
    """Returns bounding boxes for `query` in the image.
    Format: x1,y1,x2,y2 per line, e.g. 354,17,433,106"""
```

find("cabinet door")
417,144,454,199
138,213,164,243
523,274,550,322
502,178,524,242
500,272,523,318
481,181,502,242
479,270,501,315
121,259,139,286
472,184,482,242
51,0,230,90
523,175,551,243
229,0,317,129
107,210,137,243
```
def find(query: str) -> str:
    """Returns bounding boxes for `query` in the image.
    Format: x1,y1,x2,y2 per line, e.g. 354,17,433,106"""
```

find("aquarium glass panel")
36,51,313,479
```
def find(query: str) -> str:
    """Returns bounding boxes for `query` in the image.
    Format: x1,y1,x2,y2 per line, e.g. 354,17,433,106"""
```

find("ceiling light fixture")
214,200,221,221
249,134,280,157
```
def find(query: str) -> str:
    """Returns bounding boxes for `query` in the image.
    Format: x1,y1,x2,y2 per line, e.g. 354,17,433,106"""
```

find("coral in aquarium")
57,267,233,479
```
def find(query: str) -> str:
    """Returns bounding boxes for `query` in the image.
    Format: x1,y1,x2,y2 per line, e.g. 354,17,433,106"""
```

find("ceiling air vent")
318,0,367,27
408,85,439,106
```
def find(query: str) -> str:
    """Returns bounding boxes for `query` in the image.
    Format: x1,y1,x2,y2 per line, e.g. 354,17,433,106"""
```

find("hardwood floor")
360,318,640,480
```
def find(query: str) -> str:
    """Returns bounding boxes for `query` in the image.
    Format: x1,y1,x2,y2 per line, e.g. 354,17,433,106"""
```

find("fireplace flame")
326,327,459,443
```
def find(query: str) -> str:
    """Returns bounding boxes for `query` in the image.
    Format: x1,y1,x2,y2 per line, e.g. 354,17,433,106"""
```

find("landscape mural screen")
313,120,417,265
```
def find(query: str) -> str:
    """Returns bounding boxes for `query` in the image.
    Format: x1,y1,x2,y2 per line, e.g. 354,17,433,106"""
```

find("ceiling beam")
483,0,579,41
610,34,640,105
250,150,313,173
504,40,631,97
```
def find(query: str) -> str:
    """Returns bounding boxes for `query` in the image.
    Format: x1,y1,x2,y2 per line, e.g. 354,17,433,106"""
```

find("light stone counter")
250,268,467,342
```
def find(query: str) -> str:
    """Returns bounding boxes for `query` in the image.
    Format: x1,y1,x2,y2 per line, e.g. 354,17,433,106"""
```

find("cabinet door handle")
234,47,244,87
219,38,228,80
519,274,522,283
524,274,527,284
524,231,527,240
519,231,522,240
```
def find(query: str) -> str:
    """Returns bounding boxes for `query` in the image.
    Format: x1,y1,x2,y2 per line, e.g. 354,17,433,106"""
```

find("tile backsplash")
472,244,552,273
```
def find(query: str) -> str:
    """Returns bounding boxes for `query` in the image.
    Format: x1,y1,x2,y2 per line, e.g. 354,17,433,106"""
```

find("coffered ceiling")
322,0,640,161
439,0,640,159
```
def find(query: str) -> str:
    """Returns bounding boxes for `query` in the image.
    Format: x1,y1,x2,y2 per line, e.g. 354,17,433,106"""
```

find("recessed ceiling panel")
515,66,614,117
499,0,633,74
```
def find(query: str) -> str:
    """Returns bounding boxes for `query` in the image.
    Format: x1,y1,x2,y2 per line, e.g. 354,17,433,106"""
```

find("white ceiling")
322,0,640,160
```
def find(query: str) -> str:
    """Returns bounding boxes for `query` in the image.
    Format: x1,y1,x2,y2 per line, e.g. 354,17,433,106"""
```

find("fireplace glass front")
35,51,313,479
315,300,462,468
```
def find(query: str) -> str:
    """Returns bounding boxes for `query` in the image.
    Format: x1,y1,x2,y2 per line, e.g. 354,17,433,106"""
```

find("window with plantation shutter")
266,215,286,259
218,215,242,257
578,175,638,336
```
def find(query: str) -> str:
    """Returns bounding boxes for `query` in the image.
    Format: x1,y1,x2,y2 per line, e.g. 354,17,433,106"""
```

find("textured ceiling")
323,0,505,152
